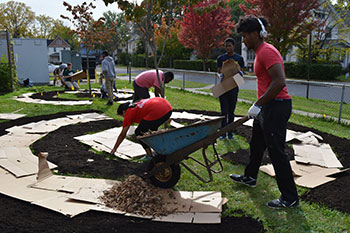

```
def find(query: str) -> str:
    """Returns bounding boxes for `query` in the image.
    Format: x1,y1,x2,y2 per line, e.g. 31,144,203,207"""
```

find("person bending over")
111,97,172,157
132,70,174,102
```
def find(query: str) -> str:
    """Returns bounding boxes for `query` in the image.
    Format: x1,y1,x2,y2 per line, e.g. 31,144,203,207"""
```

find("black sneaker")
229,174,256,187
106,101,113,106
267,198,299,209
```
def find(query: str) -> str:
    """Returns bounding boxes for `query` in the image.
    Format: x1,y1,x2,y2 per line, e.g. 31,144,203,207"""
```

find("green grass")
1,81,350,232
169,79,210,89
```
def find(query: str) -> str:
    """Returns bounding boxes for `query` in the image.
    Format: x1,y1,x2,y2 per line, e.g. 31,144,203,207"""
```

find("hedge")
0,61,12,93
173,59,217,72
284,62,342,80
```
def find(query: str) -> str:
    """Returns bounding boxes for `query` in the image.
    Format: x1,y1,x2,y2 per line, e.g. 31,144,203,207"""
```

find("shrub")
284,62,342,80
0,55,15,93
173,59,217,72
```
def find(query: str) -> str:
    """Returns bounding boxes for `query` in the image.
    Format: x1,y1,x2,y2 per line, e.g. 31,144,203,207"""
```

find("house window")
57,40,62,45
54,48,56,52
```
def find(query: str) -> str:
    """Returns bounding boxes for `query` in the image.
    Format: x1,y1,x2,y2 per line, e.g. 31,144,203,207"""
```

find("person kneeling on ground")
132,70,174,102
62,62,79,90
111,97,172,157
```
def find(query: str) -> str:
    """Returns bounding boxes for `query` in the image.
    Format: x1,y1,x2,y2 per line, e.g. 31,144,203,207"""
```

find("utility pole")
306,34,312,99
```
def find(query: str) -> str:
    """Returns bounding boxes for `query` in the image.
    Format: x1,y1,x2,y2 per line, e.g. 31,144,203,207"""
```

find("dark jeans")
133,80,150,102
135,110,172,149
219,87,238,137
244,99,298,202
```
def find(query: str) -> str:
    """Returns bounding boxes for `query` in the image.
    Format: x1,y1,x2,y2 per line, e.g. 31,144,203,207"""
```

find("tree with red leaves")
240,0,320,56
178,0,235,71
61,1,116,95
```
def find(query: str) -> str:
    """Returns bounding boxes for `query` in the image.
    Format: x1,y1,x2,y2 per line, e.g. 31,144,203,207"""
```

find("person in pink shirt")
132,70,174,102
229,15,299,209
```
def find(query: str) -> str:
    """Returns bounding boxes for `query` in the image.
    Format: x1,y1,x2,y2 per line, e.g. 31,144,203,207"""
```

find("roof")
47,36,70,48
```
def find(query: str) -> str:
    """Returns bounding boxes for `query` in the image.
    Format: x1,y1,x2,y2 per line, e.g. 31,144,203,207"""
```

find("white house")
47,36,71,64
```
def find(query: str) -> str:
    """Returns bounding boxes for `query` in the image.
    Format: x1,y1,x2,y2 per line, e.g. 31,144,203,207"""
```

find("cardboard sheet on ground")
0,168,92,218
13,92,93,105
287,131,323,144
0,147,57,177
75,127,145,160
293,143,343,168
170,120,184,128
191,191,222,212
171,111,220,120
0,113,26,120
211,73,245,98
260,160,345,188
32,195,94,217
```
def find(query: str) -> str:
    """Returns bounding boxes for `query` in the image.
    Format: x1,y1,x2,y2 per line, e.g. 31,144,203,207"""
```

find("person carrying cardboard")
229,15,299,209
216,38,245,140
62,62,79,90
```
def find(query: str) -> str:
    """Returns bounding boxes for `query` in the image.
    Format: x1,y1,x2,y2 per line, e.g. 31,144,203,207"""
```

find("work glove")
216,73,224,79
248,103,262,119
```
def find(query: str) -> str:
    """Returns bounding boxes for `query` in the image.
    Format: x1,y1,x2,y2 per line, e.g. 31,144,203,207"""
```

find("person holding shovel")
229,15,299,209
216,37,245,140
111,97,172,157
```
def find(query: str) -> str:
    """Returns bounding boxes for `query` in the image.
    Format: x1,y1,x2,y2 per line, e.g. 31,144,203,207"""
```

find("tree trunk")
202,59,207,71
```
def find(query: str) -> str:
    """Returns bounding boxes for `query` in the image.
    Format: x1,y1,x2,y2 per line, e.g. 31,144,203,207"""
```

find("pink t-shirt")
135,70,163,89
254,42,290,99
123,97,172,127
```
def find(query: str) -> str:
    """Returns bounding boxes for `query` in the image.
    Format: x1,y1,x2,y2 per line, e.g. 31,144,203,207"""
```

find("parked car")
48,63,59,73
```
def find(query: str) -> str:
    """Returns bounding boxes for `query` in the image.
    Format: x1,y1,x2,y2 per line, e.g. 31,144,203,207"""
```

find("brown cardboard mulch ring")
0,111,265,233
1,109,349,232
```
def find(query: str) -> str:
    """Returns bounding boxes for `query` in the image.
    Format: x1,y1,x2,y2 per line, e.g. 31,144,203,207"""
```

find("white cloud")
0,0,121,26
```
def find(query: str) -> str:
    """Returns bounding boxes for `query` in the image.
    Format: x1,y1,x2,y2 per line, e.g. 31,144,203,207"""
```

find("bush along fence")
0,56,15,93
284,62,343,81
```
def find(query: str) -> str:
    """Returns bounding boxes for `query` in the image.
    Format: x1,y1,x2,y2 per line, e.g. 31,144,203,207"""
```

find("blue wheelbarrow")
137,116,249,188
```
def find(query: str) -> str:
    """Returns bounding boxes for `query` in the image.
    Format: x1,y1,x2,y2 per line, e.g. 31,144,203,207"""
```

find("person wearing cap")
132,70,174,102
111,97,172,157
229,15,299,209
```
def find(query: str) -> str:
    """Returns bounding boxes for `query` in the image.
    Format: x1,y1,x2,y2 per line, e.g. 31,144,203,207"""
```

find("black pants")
135,110,172,149
132,80,150,102
244,99,298,202
219,87,238,136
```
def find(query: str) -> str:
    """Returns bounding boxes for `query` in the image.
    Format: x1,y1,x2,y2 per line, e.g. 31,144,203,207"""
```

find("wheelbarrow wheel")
148,155,181,189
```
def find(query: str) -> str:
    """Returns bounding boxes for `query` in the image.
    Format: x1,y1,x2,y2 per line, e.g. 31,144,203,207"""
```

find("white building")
47,36,71,64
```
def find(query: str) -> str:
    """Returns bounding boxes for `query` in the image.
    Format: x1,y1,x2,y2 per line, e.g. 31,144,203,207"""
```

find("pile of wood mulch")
100,175,176,217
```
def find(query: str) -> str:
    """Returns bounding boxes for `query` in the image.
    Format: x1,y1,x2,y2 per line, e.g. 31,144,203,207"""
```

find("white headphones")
257,18,267,38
